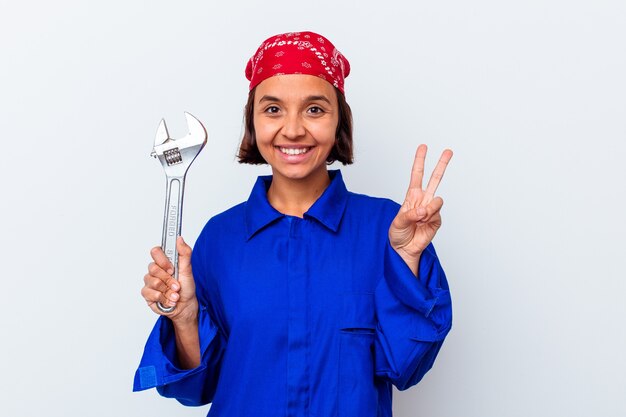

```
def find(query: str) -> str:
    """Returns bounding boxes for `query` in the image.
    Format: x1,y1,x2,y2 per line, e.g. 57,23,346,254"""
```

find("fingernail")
167,268,174,275
171,283,179,291
171,293,179,301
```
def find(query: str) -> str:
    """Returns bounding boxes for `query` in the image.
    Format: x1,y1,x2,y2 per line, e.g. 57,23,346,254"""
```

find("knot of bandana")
245,31,351,95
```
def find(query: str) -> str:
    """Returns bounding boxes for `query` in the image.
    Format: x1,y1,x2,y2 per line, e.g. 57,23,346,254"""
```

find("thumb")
177,236,193,275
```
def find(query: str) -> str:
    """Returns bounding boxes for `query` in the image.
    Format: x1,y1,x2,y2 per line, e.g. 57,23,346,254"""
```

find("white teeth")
279,147,310,155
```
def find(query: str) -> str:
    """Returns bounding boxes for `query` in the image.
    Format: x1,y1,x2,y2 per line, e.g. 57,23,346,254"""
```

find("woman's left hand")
389,144,453,275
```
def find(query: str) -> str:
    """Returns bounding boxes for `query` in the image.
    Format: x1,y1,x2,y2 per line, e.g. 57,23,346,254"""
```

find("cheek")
313,121,338,145
253,119,278,145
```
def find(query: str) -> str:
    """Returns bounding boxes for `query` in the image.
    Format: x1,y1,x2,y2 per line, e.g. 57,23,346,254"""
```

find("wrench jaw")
151,112,208,314
154,119,170,147
151,112,208,178
185,112,206,143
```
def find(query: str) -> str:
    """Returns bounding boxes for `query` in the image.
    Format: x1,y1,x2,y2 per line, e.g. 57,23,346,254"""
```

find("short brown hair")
237,87,354,165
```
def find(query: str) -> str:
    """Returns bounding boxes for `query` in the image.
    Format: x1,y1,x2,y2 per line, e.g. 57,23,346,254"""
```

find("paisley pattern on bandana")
245,31,351,95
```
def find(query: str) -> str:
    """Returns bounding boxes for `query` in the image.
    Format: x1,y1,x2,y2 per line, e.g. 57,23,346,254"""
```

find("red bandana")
245,31,351,95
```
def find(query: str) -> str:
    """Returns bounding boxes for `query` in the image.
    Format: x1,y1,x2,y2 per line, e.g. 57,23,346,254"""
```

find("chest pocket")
339,292,376,332
338,292,378,416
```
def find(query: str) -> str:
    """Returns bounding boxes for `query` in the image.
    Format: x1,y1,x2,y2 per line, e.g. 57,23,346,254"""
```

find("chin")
274,165,328,182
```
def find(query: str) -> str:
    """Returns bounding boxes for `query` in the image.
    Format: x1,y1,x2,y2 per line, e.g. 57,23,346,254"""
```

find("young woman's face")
253,74,339,183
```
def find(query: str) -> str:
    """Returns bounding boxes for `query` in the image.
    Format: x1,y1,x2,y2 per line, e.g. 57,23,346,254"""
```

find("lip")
275,145,315,162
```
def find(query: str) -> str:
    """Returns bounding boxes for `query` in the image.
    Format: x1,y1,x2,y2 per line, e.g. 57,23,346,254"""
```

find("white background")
1,1,625,416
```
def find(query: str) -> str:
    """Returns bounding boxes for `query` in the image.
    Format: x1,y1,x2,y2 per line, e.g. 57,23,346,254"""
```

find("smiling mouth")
277,147,312,156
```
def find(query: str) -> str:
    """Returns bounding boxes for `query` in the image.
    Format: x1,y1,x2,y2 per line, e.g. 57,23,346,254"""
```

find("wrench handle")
162,176,186,278
157,176,185,314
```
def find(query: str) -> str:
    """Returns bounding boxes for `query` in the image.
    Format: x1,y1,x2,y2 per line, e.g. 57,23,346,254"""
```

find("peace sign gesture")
389,144,453,275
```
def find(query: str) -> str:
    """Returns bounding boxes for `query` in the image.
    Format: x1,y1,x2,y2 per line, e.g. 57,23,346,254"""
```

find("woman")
135,31,453,417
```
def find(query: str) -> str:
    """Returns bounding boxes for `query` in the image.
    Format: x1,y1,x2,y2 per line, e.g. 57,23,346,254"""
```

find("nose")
281,112,306,140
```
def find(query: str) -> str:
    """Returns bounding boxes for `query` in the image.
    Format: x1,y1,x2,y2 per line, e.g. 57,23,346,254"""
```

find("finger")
143,283,180,303
402,187,424,210
151,246,174,275
423,149,453,204
421,197,444,223
146,263,180,292
143,273,170,293
401,197,444,225
176,237,193,276
147,262,172,281
395,205,427,227
408,144,428,191
163,288,180,305
142,285,179,310
149,296,177,315
141,286,171,308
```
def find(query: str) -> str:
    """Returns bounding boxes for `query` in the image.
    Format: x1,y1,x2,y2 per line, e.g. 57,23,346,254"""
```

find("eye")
307,106,325,115
264,105,280,114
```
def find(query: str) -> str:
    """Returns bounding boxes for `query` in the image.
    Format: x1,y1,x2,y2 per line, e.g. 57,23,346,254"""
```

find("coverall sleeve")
374,241,452,390
132,308,226,405
133,230,227,406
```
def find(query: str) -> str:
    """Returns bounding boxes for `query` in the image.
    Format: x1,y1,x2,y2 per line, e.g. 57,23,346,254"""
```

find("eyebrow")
258,95,332,104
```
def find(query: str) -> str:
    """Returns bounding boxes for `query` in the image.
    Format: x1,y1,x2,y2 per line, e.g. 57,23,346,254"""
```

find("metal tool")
151,112,207,313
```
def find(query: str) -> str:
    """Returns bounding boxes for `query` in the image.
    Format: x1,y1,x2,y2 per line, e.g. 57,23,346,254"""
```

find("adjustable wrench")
151,112,207,313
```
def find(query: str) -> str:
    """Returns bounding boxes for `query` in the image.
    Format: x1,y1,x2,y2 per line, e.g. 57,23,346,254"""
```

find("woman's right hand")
142,236,198,324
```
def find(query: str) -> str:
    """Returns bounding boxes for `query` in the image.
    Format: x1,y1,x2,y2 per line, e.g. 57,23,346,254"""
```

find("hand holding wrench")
151,112,207,313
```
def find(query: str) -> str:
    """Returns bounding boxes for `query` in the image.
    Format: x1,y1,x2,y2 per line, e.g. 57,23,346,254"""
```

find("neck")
267,169,331,218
